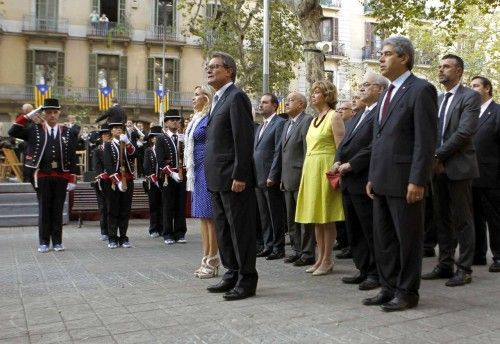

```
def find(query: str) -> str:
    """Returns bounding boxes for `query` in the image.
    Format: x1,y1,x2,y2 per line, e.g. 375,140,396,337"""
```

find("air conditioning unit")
316,41,332,53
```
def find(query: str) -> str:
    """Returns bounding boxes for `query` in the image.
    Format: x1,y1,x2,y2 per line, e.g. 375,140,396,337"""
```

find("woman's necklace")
313,109,329,128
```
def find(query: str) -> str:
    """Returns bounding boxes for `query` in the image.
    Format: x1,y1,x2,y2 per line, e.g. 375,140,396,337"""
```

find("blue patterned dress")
191,116,213,218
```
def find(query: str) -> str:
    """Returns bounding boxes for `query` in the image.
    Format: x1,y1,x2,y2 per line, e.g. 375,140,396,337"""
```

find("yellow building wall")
0,35,26,85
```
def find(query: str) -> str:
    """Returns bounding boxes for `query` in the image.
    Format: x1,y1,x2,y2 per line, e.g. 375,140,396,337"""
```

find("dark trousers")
94,183,108,236
211,187,258,290
147,183,162,234
336,221,349,248
104,180,133,244
423,187,437,250
473,187,500,261
255,186,286,253
373,194,424,297
432,174,475,272
36,176,68,246
283,189,315,259
343,191,377,279
161,177,187,240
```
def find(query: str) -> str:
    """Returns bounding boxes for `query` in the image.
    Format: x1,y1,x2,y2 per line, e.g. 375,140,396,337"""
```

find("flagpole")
159,0,173,125
263,0,270,93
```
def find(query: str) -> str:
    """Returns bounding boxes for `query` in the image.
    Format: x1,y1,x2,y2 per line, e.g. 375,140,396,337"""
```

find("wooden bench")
1,148,23,182
71,182,150,228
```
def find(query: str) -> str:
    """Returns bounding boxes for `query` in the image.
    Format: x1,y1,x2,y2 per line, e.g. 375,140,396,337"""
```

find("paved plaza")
0,219,499,344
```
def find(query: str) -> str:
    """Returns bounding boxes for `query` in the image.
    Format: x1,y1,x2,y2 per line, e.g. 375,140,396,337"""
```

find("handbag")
325,171,341,190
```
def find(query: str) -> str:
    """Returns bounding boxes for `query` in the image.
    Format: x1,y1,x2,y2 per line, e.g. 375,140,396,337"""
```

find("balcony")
325,42,346,58
22,15,69,37
145,25,186,45
86,22,131,44
0,84,192,109
320,0,342,9
362,46,379,61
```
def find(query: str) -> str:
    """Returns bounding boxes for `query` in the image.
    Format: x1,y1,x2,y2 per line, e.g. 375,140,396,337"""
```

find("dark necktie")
172,134,178,146
380,84,395,124
437,92,453,147
51,128,55,139
285,120,295,140
258,120,268,140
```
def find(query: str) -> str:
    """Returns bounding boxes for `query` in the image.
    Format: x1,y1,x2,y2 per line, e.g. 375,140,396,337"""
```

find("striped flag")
98,87,114,111
154,89,169,113
277,97,286,114
34,84,52,108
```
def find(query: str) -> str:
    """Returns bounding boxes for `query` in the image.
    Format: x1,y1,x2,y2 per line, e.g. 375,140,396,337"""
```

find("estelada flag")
34,84,52,108
98,87,114,111
154,89,170,113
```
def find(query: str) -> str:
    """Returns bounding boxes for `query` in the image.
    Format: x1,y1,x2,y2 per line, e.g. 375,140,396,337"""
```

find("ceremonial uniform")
143,125,163,237
92,125,110,240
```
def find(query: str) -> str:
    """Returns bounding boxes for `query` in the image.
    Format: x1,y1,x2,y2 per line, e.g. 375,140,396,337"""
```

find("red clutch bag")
326,171,341,190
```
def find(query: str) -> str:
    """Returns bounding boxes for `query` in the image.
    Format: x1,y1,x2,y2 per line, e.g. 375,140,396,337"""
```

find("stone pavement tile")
0,326,29,340
273,322,331,342
385,334,434,344
58,303,96,322
360,324,408,340
69,326,111,340
112,329,158,344
22,295,56,310
29,331,72,344
99,313,139,326
0,317,26,332
413,327,465,343
64,315,103,330
333,329,380,344
134,310,179,329
105,320,147,335
445,322,491,338
25,308,62,326
150,328,205,344
196,330,251,344
415,311,473,329
0,336,30,344
245,330,298,344
468,317,500,331
28,321,66,335
125,301,161,313
94,305,130,318
52,293,88,307
73,335,117,344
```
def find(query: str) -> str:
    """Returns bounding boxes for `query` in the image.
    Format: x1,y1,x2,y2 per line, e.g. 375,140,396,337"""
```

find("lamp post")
158,0,173,124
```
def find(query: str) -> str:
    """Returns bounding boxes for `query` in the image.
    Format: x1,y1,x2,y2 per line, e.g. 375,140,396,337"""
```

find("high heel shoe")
312,263,334,276
194,256,208,277
197,255,220,279
305,262,321,273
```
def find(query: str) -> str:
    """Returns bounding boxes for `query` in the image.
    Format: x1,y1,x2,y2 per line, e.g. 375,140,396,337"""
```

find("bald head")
285,92,307,118
359,72,388,107
352,91,366,113
22,103,33,114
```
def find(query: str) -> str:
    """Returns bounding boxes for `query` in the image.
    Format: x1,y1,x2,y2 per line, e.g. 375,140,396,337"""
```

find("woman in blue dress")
184,85,219,279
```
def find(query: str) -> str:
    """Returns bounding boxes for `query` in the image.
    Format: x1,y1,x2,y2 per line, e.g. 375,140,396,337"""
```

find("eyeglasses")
205,63,225,71
337,107,351,111
360,82,380,88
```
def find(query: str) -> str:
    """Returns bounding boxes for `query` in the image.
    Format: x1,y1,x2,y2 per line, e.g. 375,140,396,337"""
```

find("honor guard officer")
156,109,188,245
102,108,137,249
143,125,163,238
9,98,79,253
92,124,111,241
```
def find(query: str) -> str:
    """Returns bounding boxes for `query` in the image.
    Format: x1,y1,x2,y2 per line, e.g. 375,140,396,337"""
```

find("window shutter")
57,51,65,87
147,57,155,91
364,22,373,45
119,55,128,90
26,50,34,85
88,53,97,88
92,0,99,12
333,17,339,42
173,58,179,92
119,0,126,23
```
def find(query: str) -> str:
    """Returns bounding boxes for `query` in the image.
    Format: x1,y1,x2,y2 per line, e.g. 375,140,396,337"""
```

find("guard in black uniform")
143,125,163,238
102,109,137,248
8,98,78,253
92,124,111,241
156,110,187,245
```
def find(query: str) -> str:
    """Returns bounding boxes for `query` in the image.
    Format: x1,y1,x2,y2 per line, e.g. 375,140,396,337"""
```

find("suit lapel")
476,101,496,131
443,85,464,132
379,75,413,131
256,115,277,146
344,109,375,144
283,112,305,147
207,84,234,126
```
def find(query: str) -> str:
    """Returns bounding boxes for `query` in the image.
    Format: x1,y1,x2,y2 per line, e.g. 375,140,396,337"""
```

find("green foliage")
178,0,303,96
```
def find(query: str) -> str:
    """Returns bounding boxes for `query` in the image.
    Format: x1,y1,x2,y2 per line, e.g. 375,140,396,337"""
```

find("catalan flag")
154,89,169,113
277,97,286,114
98,87,114,111
34,84,52,108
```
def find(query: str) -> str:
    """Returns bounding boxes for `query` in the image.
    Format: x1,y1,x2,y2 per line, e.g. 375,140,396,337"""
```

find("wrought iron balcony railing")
325,42,346,57
22,15,69,35
86,21,131,40
320,0,342,8
362,46,379,61
145,25,186,43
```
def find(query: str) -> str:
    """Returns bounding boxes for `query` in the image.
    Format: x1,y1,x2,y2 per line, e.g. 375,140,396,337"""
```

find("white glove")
119,134,131,145
136,140,143,147
26,106,42,119
170,172,181,183
66,183,77,191
118,181,125,192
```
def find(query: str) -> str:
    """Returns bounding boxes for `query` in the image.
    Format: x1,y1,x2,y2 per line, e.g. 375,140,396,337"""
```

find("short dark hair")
471,75,493,97
262,93,279,110
211,51,237,82
382,36,415,70
442,54,464,71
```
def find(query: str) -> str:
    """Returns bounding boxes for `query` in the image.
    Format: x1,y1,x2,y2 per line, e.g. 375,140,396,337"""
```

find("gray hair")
22,103,33,113
211,51,237,82
291,92,307,108
382,36,415,70
370,72,389,90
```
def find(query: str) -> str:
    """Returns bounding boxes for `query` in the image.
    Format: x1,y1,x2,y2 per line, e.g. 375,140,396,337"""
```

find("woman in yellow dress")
295,80,345,275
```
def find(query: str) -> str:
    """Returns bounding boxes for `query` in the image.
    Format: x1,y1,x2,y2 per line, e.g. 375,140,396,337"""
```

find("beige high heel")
305,261,321,273
312,262,334,276
194,256,208,276
197,255,220,279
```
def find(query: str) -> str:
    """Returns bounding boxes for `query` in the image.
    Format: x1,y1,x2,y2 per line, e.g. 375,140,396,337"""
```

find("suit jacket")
368,73,438,197
155,132,178,170
103,140,136,177
204,84,255,192
336,107,376,195
253,115,286,188
436,85,480,180
143,145,159,178
473,101,500,188
279,112,312,191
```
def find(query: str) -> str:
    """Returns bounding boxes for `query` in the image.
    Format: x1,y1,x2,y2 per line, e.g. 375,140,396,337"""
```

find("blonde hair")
194,84,215,115
311,80,338,109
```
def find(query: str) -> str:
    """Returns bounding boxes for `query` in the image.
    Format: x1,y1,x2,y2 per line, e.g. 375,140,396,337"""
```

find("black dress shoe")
473,257,487,266
362,291,394,306
341,272,366,284
489,260,500,273
381,295,418,312
333,242,345,251
423,248,436,257
223,287,256,301
336,247,353,259
284,254,301,264
256,248,272,257
207,280,236,293
422,266,454,280
266,251,285,260
359,279,380,291
293,257,315,266
445,270,472,287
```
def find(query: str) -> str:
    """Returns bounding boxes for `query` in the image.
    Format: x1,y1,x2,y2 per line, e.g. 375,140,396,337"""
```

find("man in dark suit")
204,51,258,301
469,76,500,273
422,54,481,287
364,36,438,311
279,92,315,266
254,93,287,260
334,72,388,291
